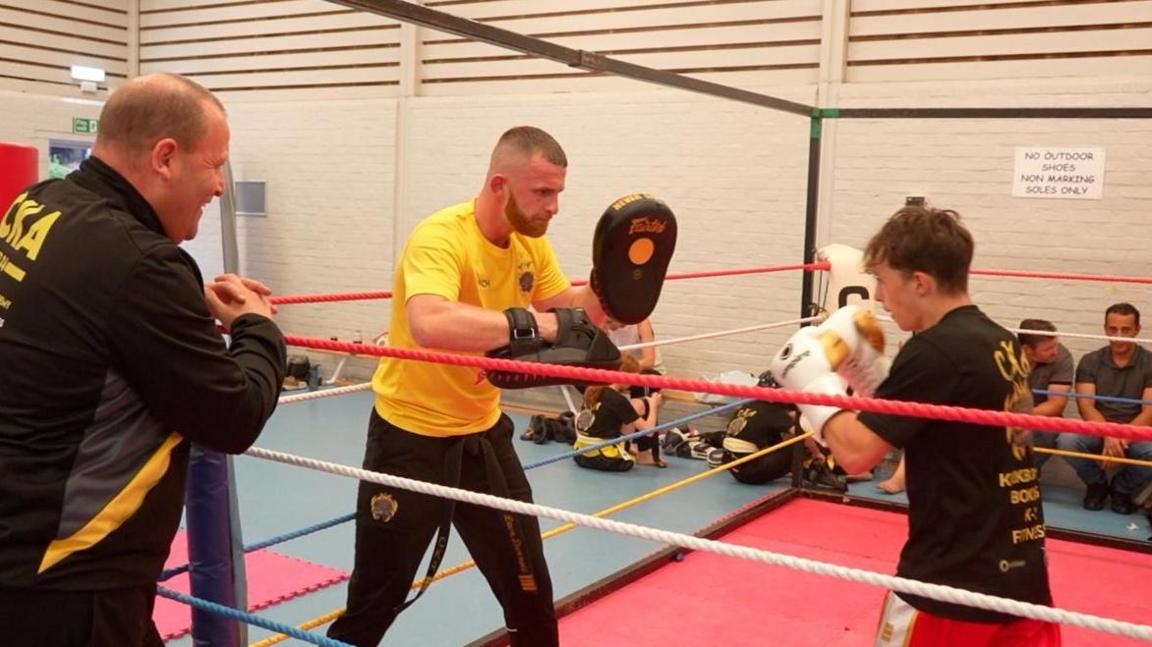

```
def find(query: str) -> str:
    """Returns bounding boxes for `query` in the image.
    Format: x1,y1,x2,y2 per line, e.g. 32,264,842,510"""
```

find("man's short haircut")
863,206,974,295
492,126,567,168
1106,302,1141,326
1018,318,1057,347
96,73,225,155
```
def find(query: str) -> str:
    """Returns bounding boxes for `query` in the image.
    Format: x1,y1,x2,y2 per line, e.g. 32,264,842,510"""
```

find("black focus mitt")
486,307,622,389
589,193,677,325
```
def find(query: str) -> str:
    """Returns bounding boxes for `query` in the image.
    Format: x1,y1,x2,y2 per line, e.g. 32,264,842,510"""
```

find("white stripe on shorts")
875,591,917,647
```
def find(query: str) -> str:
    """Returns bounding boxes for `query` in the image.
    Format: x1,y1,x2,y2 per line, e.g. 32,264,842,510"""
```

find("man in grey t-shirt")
1018,319,1074,468
1058,303,1152,514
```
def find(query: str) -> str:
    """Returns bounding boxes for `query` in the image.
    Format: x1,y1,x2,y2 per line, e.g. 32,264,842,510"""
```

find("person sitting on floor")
717,397,847,491
573,355,664,471
604,316,667,466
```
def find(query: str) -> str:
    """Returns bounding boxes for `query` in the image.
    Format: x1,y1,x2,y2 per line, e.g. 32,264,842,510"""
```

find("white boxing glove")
819,305,891,397
769,326,851,443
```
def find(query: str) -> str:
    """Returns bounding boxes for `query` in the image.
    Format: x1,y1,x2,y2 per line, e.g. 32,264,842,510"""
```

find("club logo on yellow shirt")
519,271,534,293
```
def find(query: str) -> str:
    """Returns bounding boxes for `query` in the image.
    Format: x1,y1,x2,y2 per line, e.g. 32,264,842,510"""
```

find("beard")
505,191,549,238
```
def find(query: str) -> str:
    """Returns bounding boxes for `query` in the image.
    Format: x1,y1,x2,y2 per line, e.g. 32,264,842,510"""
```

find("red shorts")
876,592,1062,647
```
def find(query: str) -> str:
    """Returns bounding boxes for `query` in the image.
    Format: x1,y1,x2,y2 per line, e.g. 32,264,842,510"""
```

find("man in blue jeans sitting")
1058,302,1152,514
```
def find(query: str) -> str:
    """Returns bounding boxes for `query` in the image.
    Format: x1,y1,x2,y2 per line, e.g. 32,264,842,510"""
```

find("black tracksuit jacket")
0,157,286,590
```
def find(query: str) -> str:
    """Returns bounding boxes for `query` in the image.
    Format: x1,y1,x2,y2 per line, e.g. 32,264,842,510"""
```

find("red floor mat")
154,531,348,640
559,499,1152,646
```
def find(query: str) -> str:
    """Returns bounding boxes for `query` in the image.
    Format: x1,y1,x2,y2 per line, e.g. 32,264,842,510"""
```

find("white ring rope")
621,316,822,352
245,446,1152,643
876,315,1152,346
278,382,372,405
1007,327,1152,346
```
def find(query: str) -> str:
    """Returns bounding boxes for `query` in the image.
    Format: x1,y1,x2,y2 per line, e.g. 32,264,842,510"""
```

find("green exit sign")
72,117,99,134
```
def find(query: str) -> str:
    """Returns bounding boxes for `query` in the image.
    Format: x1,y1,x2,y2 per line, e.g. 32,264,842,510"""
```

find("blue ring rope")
1033,388,1152,408
521,398,750,470
157,587,354,647
159,513,356,582
160,397,753,642
159,400,742,580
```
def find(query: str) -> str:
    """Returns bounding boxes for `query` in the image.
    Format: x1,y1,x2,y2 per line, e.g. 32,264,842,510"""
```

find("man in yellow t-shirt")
329,127,610,647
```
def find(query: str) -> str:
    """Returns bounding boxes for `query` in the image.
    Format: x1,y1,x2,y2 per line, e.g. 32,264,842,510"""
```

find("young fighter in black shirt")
771,206,1060,646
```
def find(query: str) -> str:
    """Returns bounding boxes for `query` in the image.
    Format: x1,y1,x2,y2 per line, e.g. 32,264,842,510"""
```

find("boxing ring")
149,258,1152,647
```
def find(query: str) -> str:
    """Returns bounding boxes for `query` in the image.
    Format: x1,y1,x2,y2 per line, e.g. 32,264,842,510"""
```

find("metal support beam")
800,117,822,322
328,0,815,116
827,107,1152,120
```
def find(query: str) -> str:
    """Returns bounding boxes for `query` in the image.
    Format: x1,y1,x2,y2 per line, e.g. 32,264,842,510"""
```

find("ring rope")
880,317,1152,347
269,291,392,305
417,432,812,590
522,399,749,470
621,316,821,351
267,264,1152,307
278,382,372,405
268,263,829,306
1008,326,1152,346
194,381,1149,586
157,587,354,647
248,387,1150,584
168,402,748,579
1034,446,1152,469
249,610,345,647
1032,387,1152,408
159,513,357,582
970,268,1152,285
244,446,1152,642
282,335,1152,443
248,433,812,647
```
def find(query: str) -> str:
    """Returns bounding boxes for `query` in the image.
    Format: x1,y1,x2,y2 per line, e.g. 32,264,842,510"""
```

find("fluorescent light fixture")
70,65,106,83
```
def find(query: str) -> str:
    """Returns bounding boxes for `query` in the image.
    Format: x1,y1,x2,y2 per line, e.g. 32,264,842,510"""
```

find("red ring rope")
970,268,1152,285
269,263,1152,306
284,334,1152,443
270,291,392,305
268,263,829,305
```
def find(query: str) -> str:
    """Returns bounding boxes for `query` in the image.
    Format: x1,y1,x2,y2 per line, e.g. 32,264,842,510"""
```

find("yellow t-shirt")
373,200,570,436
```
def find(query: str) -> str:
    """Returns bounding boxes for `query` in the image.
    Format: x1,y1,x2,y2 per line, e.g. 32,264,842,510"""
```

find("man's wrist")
537,312,559,343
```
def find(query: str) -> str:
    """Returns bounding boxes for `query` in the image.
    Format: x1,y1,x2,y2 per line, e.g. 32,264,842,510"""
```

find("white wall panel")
0,0,127,96
416,0,823,92
847,0,1152,82
139,0,401,97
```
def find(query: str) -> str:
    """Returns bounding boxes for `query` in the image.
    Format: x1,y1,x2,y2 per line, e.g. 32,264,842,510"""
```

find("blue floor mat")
168,392,783,646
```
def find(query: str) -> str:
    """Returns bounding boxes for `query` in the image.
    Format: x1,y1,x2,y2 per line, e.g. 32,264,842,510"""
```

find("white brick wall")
226,98,399,376
826,75,1152,363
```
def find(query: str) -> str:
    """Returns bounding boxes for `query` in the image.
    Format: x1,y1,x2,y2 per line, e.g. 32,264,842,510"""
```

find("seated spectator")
572,355,664,471
1058,303,1152,514
1018,318,1075,467
604,316,667,464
